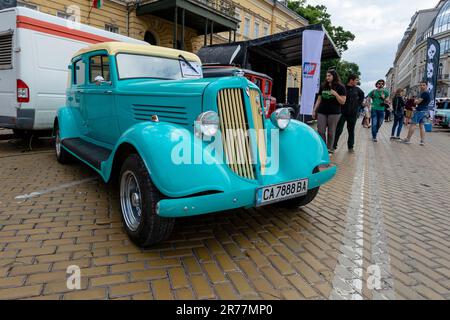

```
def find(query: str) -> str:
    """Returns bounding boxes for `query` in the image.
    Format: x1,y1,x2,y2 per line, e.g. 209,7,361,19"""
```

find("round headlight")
270,108,291,130
195,111,220,137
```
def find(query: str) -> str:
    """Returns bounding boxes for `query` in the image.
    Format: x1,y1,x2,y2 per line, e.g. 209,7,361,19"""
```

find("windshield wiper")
178,54,200,75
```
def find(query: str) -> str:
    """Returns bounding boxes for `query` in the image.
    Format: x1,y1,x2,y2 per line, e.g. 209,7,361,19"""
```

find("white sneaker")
400,139,411,144
420,141,425,146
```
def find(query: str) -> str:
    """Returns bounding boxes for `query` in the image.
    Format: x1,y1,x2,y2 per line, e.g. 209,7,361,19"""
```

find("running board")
62,138,112,170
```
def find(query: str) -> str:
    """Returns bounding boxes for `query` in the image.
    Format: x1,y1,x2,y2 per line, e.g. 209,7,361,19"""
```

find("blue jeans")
371,109,385,139
391,114,404,137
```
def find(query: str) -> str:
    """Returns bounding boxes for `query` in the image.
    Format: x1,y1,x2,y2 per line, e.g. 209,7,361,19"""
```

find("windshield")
437,101,450,109
116,53,202,80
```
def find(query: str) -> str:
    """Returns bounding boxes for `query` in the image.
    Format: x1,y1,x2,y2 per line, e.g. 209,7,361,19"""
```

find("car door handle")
104,90,113,94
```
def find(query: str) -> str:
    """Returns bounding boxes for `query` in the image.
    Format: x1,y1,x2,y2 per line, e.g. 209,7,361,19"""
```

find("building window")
434,1,450,35
254,21,260,38
105,24,119,34
56,11,70,20
17,1,39,10
264,24,269,36
244,17,251,38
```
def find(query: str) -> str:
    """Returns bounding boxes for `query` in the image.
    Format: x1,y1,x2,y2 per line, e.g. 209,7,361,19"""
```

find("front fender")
103,122,253,198
261,119,332,185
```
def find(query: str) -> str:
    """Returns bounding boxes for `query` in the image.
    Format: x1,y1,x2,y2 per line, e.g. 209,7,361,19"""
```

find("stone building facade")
390,0,450,98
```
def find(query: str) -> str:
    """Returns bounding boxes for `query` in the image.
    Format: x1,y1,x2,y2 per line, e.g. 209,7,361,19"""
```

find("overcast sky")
305,0,439,94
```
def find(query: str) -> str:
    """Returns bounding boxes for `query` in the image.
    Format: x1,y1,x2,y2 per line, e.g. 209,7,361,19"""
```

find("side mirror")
94,75,106,85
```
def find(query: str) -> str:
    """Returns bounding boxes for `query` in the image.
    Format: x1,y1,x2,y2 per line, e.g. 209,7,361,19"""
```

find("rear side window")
89,55,110,83
0,31,13,70
74,60,86,85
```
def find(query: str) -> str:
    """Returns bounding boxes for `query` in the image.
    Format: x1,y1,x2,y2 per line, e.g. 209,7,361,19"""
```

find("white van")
0,7,147,135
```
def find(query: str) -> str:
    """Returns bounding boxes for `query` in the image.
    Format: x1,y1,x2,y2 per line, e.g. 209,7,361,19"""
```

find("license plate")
256,179,308,206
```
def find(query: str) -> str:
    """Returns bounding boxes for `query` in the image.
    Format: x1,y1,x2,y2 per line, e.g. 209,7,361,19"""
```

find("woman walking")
391,89,406,140
312,70,347,154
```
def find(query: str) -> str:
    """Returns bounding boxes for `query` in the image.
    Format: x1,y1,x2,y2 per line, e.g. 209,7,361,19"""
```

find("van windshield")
116,53,202,80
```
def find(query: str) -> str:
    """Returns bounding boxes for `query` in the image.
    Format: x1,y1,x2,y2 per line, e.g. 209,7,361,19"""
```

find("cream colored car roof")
73,42,201,62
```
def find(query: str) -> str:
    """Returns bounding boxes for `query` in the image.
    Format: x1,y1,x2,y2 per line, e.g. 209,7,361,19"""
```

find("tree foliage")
287,0,361,83
321,59,361,85
287,0,355,54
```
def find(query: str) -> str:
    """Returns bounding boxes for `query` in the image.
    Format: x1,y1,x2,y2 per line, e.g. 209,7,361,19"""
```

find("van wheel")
54,124,72,164
13,129,32,140
119,154,175,247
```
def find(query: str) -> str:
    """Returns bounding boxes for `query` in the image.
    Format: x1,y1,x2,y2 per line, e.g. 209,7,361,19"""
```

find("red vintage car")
202,65,277,118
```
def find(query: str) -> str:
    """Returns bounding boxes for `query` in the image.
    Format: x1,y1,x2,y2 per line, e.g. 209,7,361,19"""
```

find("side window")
252,77,262,90
264,81,270,95
89,55,110,83
74,59,86,86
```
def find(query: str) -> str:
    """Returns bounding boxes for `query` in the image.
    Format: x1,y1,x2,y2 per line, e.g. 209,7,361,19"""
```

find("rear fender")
55,107,82,139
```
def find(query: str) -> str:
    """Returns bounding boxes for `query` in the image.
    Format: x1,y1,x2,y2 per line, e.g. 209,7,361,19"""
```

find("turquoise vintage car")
435,99,450,128
55,42,337,247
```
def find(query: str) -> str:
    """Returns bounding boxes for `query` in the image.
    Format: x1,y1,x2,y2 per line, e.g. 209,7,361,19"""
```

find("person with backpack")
333,74,365,153
368,79,390,142
390,88,406,140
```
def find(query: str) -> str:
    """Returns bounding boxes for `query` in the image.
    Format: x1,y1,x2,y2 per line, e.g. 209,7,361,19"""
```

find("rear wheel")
119,154,175,247
54,124,72,164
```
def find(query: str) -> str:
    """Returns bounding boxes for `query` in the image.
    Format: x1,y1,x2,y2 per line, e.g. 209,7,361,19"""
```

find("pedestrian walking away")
368,79,390,142
401,81,431,146
312,69,347,154
333,74,365,153
391,88,406,140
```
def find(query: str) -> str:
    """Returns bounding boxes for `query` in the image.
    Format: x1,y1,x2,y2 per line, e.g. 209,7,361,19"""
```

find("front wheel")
119,154,175,247
275,187,320,209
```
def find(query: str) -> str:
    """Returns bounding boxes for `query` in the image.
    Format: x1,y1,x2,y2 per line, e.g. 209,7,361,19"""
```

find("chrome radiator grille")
249,89,267,176
217,89,255,179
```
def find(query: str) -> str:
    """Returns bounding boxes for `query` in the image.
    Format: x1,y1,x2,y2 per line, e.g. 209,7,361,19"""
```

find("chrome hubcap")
55,129,61,157
120,171,142,232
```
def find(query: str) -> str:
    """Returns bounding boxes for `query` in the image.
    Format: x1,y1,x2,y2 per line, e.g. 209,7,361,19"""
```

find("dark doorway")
144,31,157,45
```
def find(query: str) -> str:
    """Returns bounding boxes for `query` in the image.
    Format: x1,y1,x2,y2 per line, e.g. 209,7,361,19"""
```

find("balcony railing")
194,0,236,18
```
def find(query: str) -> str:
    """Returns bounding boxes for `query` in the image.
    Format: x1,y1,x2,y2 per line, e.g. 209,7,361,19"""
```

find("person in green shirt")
368,79,390,142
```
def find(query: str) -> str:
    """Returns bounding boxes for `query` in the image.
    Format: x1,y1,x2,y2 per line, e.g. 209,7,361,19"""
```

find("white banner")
300,30,325,116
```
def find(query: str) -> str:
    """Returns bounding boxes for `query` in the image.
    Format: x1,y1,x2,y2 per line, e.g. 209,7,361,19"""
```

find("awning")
197,24,340,67
136,0,239,34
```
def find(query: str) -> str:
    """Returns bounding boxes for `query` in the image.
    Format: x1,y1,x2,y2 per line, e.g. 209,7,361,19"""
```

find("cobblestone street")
0,123,449,300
